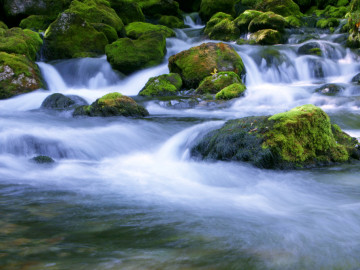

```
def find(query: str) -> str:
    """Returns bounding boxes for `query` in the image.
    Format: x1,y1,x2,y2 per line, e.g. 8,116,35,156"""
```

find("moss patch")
125,22,175,39
215,83,246,100
199,0,236,21
196,71,241,94
204,13,240,41
158,15,185,28
248,11,286,33
139,73,182,96
234,10,263,33
20,15,57,32
251,29,282,45
255,0,302,17
110,0,145,25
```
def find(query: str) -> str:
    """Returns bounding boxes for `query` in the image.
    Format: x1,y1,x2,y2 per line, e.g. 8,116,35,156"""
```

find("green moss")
168,42,245,89
110,0,145,25
337,0,349,6
139,73,182,96
125,22,175,39
199,0,236,21
298,42,322,55
158,15,185,28
0,27,43,61
234,10,263,33
91,23,118,43
251,29,282,45
248,11,286,33
0,52,43,99
204,13,240,41
105,33,166,74
0,21,8,29
285,15,303,27
256,0,302,17
215,83,246,100
44,12,108,60
19,15,57,32
196,72,242,94
316,18,339,28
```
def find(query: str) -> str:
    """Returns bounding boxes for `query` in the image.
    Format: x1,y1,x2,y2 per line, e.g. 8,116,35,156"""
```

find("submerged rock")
139,73,182,97
41,93,88,110
315,83,345,96
73,92,149,117
31,155,55,164
191,104,360,169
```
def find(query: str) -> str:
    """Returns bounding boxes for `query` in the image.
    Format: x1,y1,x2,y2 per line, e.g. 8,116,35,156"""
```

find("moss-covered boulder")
91,23,118,43
41,93,88,110
43,12,108,60
316,18,339,29
139,73,182,96
158,15,185,28
0,27,42,61
135,0,182,19
196,71,242,94
191,104,360,169
199,0,236,21
215,82,246,100
298,42,322,56
0,21,8,29
250,29,282,45
255,0,302,17
234,10,263,33
105,33,166,74
204,12,240,41
0,52,43,99
73,92,149,117
248,11,286,33
168,42,245,89
125,22,175,39
285,15,303,27
19,15,57,32
110,0,145,25
315,83,345,96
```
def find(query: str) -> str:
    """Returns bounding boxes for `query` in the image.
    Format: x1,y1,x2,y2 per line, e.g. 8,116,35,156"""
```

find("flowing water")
1,16,360,270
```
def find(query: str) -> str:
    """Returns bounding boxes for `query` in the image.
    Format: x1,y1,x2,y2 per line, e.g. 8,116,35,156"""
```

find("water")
1,16,360,270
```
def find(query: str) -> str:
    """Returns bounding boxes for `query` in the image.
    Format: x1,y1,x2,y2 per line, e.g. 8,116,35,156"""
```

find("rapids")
1,16,360,269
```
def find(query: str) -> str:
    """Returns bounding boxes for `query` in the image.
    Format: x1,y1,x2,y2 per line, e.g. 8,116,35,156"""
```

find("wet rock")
139,73,182,97
298,42,322,56
196,71,242,94
41,93,88,110
158,97,200,109
31,155,55,164
125,22,175,39
110,0,145,25
215,83,246,100
204,12,239,41
315,83,345,96
351,73,360,84
250,29,282,45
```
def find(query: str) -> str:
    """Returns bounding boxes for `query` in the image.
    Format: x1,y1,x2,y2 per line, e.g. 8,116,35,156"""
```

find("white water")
1,16,360,269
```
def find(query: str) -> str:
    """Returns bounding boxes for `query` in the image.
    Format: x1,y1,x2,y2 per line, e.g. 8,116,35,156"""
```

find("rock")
168,42,245,89
285,15,302,27
31,155,55,164
204,12,240,41
105,33,166,74
91,23,118,44
0,21,8,29
234,10,263,33
199,0,236,21
351,73,360,84
250,29,282,45
41,93,88,110
158,15,185,28
43,12,108,60
255,0,302,17
73,92,149,117
191,104,359,169
139,73,182,96
110,0,145,25
0,27,43,61
196,71,242,94
125,22,175,39
315,83,345,96
316,18,339,29
0,52,43,99
248,11,286,33
158,97,200,109
298,42,322,56
19,15,57,32
215,83,246,100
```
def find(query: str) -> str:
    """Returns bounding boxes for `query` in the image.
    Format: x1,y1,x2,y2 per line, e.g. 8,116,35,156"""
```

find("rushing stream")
1,16,360,269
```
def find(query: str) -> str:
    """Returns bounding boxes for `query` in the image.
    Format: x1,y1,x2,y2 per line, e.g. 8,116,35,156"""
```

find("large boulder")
199,0,236,21
0,52,43,99
255,0,302,17
191,104,360,169
168,42,245,89
248,11,286,33
204,12,240,41
43,12,108,60
139,73,182,96
250,29,282,45
19,15,57,32
41,93,88,110
110,0,145,25
233,10,263,33
73,92,149,117
105,33,166,74
125,22,175,39
196,71,242,94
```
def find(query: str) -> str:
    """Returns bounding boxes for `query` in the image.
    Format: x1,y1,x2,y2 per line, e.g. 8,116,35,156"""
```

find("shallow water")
1,16,360,270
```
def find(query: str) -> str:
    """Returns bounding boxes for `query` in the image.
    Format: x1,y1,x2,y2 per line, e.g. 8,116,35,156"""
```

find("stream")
1,16,360,269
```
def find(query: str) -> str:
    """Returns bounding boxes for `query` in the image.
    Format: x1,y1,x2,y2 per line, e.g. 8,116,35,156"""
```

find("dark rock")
31,155,55,164
298,42,322,56
315,83,345,96
41,93,88,110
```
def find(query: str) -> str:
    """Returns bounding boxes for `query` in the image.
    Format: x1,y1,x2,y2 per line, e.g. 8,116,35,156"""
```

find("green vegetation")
139,73,183,96
215,83,246,100
251,29,282,45
20,15,57,32
196,72,242,94
125,22,175,39
204,13,240,41
199,0,236,21
110,0,145,25
158,15,185,28
248,11,286,33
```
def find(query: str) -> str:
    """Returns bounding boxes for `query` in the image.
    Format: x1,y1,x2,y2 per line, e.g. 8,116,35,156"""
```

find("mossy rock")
105,33,166,74
204,13,240,41
67,0,125,35
31,155,55,164
139,73,182,96
168,42,245,89
320,5,348,18
215,83,246,100
351,73,360,84
43,12,108,60
285,15,303,27
0,21,8,29
199,0,236,21
19,15,57,32
255,0,302,17
234,10,263,33
91,23,118,43
0,27,42,61
158,15,185,28
110,0,145,25
41,93,88,110
176,0,201,12
298,42,322,55
191,104,360,169
135,0,182,19
316,18,339,29
250,29,282,45
0,52,43,99
248,11,286,33
125,22,175,39
315,83,345,96
73,92,149,117
196,71,242,94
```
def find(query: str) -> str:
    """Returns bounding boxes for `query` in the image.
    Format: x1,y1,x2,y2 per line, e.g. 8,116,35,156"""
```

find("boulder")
125,22,175,39
110,0,145,25
31,155,55,164
105,33,166,74
255,0,302,17
250,29,282,45
139,73,182,96
191,104,360,169
196,71,242,94
314,83,345,96
248,11,286,33
199,0,236,21
215,83,246,100
351,73,360,84
234,10,263,33
204,13,239,41
19,15,57,32
41,93,88,109
168,42,245,89
73,92,149,117
316,18,339,29
0,52,43,99
158,15,185,28
91,23,118,43
298,42,322,56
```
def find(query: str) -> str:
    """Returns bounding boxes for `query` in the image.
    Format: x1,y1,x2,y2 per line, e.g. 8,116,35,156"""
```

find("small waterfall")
37,62,67,91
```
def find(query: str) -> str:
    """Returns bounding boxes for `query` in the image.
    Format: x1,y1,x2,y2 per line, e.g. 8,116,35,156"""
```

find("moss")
0,21,8,29
0,52,43,99
298,42,322,55
158,15,185,28
346,5,360,48
196,71,242,94
110,0,145,25
204,13,240,41
251,29,282,45
285,15,303,27
199,0,236,21
44,12,108,60
168,42,245,89
215,83,246,100
0,27,43,61
316,18,340,28
19,15,57,32
248,11,286,33
73,92,149,117
256,0,302,17
125,22,175,39
139,73,182,96
105,33,166,74
91,23,118,43
234,10,263,33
